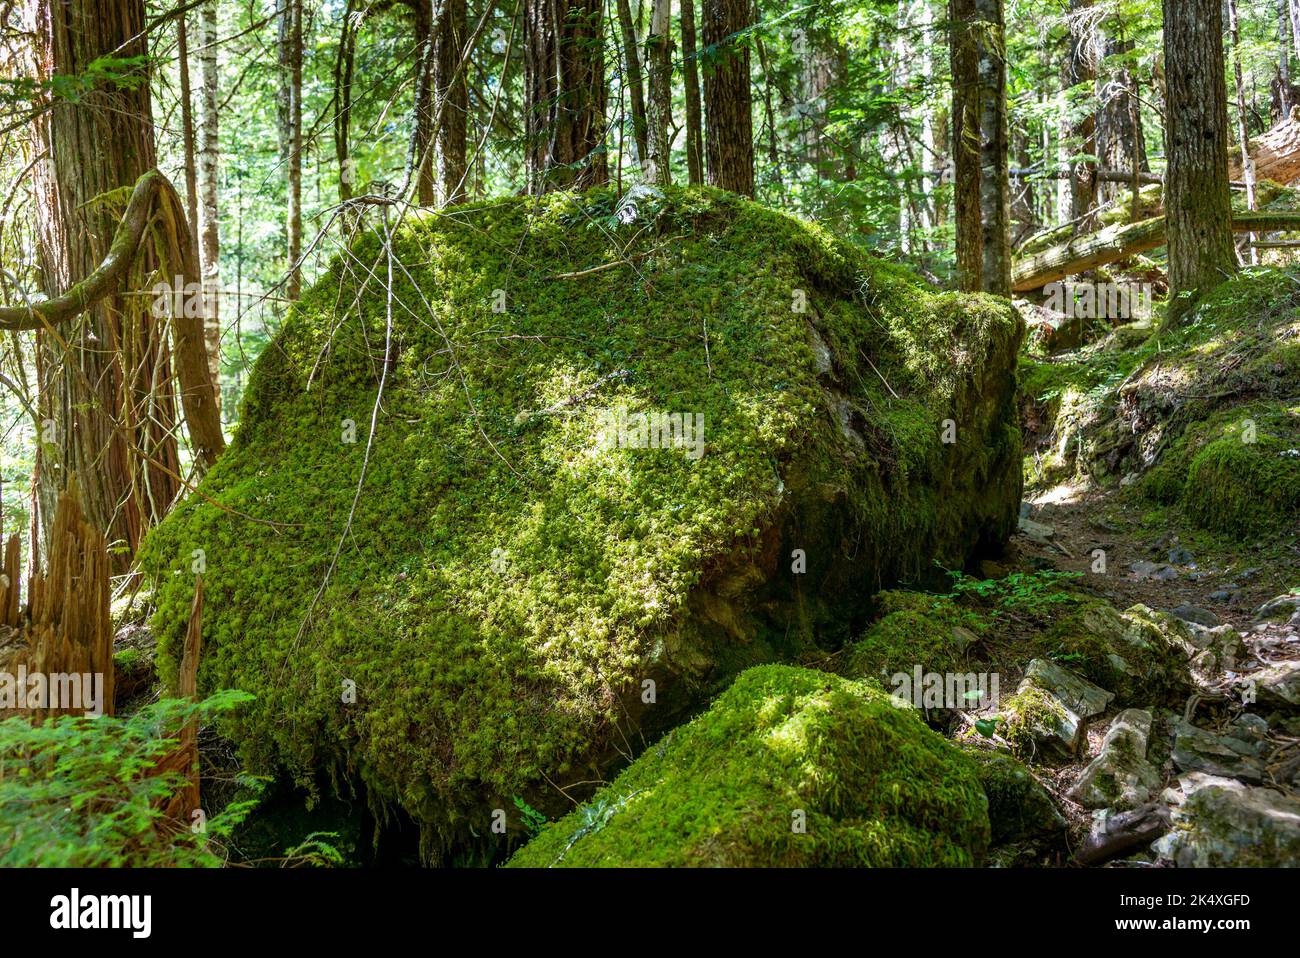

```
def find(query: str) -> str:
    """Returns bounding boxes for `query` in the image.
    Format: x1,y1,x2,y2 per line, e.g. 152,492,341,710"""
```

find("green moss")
1141,401,1300,538
845,609,965,681
139,187,1022,856
1000,686,1068,757
1029,601,1191,705
961,748,1063,845
505,665,990,867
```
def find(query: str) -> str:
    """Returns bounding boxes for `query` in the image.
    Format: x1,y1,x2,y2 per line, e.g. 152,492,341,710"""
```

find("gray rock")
1247,661,1300,708
1026,658,1115,719
1168,548,1195,565
1170,719,1267,783
1004,660,1114,758
1256,594,1300,621
1068,709,1162,810
1169,604,1220,628
1209,589,1239,603
1018,516,1055,542
1153,785,1300,867
1131,560,1178,581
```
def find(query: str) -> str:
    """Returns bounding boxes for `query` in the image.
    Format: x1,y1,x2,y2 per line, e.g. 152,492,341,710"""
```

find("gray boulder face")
1255,593,1300,621
1169,604,1220,628
1170,719,1268,784
1187,624,1248,680
1154,784,1300,867
1069,709,1163,810
1034,602,1194,706
1248,661,1300,709
1002,659,1114,758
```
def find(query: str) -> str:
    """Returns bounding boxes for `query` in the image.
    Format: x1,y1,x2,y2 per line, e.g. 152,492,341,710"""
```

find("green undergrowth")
505,665,990,867
139,186,1022,857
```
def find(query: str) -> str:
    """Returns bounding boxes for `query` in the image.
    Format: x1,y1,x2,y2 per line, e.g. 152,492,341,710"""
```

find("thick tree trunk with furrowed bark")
523,0,608,193
434,0,469,205
702,0,754,197
1162,0,1238,307
24,0,181,570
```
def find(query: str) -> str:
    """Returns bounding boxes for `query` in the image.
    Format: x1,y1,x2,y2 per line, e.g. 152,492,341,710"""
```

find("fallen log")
1012,211,1300,291
1229,105,1300,185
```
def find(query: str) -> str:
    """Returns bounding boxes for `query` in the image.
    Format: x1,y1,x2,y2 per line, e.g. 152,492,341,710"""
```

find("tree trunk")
408,0,436,205
434,0,469,204
1012,211,1300,292
644,0,674,185
950,0,1011,295
177,12,199,242
523,0,608,193
1229,0,1258,265
1094,37,1148,206
615,0,648,173
25,0,182,569
1162,0,1238,304
282,0,304,298
701,0,754,196
198,0,221,411
1063,0,1097,229
680,0,705,184
334,0,357,208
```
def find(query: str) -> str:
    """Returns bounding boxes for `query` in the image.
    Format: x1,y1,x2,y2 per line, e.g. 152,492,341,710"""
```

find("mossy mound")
961,748,1064,847
140,186,1021,857
1141,401,1300,538
845,607,971,684
1019,267,1300,510
506,665,991,867
1029,600,1192,705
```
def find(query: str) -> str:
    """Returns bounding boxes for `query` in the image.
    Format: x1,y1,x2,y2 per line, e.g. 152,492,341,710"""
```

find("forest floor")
982,446,1300,864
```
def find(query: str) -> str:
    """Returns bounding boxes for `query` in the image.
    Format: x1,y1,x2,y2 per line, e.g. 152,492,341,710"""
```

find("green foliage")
0,691,256,867
506,665,991,867
939,566,1083,618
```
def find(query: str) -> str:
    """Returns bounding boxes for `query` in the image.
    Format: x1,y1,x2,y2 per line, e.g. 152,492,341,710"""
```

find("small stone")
1068,709,1162,810
1018,516,1055,542
1167,547,1195,565
1168,604,1220,628
1208,589,1238,603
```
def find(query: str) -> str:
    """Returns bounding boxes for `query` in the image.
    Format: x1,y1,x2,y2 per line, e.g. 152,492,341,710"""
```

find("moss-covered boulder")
844,590,980,685
962,748,1065,848
506,665,991,867
140,187,1021,857
1030,601,1193,705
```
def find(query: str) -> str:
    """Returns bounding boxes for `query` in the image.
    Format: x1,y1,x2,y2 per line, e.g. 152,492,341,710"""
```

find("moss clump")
1000,685,1069,758
139,187,1022,857
845,609,967,683
1029,600,1191,705
961,748,1064,846
506,665,990,867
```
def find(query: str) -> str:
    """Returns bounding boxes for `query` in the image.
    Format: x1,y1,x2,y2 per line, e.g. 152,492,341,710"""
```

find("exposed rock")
1032,601,1194,705
1131,560,1177,581
1068,709,1162,810
1170,719,1267,783
1168,604,1219,628
136,188,1025,856
506,666,992,867
1153,784,1300,867
1246,660,1300,708
1002,659,1113,758
1256,594,1300,621
1018,516,1056,543
1187,625,1249,679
